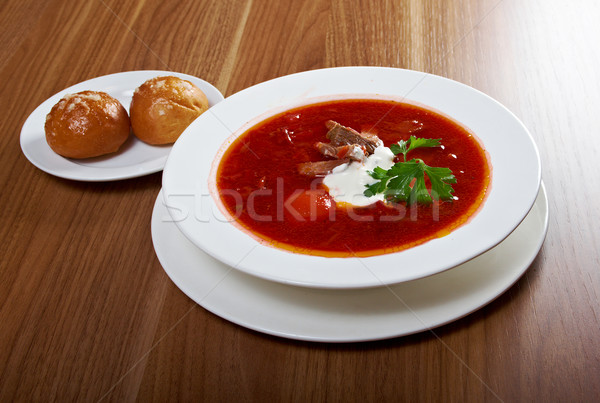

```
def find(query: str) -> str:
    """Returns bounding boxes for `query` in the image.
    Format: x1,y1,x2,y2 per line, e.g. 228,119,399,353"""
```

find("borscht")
216,99,490,257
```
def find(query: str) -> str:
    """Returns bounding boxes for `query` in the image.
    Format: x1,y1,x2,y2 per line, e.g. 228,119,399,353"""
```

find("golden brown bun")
129,76,209,145
44,91,130,159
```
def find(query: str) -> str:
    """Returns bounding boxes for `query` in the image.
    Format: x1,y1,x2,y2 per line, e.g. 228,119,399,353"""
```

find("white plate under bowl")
20,70,224,181
162,67,541,288
151,183,548,342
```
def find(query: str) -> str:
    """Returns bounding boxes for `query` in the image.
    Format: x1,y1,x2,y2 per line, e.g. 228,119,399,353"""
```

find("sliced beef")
314,142,338,158
315,142,366,161
297,159,350,177
325,120,381,154
297,121,380,177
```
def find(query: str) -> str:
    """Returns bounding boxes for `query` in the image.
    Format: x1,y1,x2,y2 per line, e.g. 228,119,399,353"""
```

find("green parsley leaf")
364,178,388,197
364,136,455,205
389,140,408,157
422,165,457,201
370,166,390,179
390,135,442,161
366,159,456,205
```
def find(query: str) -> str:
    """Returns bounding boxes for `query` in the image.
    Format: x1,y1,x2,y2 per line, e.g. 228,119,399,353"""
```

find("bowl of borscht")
161,67,541,289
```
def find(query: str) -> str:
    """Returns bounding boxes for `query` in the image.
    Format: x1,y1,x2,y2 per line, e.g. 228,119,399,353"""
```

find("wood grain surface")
1,0,599,401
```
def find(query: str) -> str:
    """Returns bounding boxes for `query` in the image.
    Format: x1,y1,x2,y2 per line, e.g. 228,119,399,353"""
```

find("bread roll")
129,76,209,145
45,91,130,159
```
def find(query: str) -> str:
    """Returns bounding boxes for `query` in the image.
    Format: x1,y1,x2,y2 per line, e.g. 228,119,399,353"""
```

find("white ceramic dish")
20,70,224,181
162,67,541,288
152,183,548,342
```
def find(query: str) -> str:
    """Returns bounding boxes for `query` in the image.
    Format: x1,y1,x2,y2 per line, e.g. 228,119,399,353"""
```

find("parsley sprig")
364,136,456,205
390,136,442,162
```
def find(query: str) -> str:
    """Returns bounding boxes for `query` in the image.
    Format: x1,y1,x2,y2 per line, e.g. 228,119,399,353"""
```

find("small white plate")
152,183,548,342
162,67,541,288
20,70,224,181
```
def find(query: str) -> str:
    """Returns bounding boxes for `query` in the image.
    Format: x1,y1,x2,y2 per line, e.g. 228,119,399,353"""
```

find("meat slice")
314,142,338,158
297,121,381,177
315,142,366,161
297,159,350,177
325,120,381,154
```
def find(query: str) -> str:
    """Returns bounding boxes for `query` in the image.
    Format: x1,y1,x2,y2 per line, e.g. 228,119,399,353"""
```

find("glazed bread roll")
129,76,209,145
45,91,130,159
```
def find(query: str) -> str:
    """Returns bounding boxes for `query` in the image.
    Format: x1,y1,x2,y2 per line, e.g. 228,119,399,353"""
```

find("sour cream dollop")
323,145,395,207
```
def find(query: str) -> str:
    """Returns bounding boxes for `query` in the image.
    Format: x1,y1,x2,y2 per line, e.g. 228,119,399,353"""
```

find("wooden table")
2,0,599,401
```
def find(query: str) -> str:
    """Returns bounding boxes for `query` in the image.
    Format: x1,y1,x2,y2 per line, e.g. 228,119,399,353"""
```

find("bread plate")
20,70,224,181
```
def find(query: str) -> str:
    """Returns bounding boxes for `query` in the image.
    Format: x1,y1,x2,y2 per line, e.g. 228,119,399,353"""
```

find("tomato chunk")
287,189,333,221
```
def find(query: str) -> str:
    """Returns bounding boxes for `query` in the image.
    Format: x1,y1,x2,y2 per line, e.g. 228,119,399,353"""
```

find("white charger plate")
152,183,548,342
20,70,224,181
162,67,541,288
